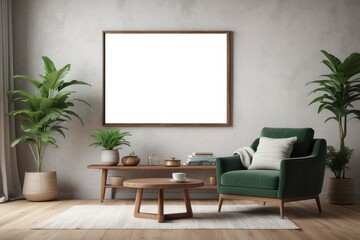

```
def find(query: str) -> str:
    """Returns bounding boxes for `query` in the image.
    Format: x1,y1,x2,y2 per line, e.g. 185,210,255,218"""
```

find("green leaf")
9,89,35,101
50,126,68,138
308,86,336,96
20,121,41,133
42,56,56,74
343,52,360,78
58,80,91,91
39,98,53,111
322,60,337,74
43,71,63,91
348,109,360,118
308,95,327,106
324,116,337,123
321,50,342,73
54,91,74,101
9,109,45,121
11,136,29,147
63,110,84,126
13,75,43,88
73,99,91,108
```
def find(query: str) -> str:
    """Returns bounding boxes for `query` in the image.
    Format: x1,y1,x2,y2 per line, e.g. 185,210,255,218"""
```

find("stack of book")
186,152,217,166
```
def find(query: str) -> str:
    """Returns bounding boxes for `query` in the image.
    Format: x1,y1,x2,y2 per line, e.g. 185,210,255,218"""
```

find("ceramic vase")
101,149,120,165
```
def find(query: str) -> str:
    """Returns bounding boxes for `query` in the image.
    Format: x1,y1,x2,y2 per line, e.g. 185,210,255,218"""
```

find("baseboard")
58,190,219,200
321,192,360,203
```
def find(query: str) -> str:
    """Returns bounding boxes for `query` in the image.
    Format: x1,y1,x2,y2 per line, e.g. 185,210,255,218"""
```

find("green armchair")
216,127,326,218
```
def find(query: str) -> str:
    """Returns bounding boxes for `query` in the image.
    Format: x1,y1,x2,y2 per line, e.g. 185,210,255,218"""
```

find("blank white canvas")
104,32,229,125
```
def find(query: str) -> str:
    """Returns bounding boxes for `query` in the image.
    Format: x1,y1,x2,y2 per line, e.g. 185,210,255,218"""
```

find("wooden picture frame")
103,31,232,126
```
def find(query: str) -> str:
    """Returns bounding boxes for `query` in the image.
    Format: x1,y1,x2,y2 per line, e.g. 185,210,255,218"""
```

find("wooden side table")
87,164,216,202
123,178,204,223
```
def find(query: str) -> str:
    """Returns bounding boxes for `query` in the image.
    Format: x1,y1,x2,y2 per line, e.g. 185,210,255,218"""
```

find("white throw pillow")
248,136,297,170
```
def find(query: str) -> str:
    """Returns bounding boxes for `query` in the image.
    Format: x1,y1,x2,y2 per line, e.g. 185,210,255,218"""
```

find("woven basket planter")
327,178,355,205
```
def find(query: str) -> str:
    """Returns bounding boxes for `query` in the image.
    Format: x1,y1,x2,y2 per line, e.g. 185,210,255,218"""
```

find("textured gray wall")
12,0,360,200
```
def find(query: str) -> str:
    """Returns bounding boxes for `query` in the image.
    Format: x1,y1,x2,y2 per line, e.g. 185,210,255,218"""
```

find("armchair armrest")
216,155,245,191
277,139,327,198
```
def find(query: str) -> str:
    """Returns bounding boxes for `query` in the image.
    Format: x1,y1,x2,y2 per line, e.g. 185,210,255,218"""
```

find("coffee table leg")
131,187,195,222
134,188,143,216
133,188,158,221
183,189,193,217
158,189,164,223
100,169,108,203
163,189,193,221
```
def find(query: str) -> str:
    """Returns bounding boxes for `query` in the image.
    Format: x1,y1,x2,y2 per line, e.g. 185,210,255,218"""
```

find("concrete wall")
12,0,360,200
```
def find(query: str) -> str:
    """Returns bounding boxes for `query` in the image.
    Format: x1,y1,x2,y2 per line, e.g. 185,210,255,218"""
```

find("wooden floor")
0,199,359,240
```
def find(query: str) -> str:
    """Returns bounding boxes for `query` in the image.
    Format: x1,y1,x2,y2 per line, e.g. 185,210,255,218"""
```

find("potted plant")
90,128,131,165
306,50,360,204
9,56,90,201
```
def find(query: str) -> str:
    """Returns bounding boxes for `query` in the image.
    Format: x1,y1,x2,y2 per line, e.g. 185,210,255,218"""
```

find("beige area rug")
33,204,299,230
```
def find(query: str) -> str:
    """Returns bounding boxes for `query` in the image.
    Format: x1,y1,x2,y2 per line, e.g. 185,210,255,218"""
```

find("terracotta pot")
23,171,58,202
101,149,119,165
327,178,355,205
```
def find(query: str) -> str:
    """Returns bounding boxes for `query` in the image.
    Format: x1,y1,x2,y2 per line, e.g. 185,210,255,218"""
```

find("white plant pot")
22,171,58,202
101,149,120,165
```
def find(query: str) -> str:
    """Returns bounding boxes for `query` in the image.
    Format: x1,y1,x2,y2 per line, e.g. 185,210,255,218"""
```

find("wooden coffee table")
123,178,204,223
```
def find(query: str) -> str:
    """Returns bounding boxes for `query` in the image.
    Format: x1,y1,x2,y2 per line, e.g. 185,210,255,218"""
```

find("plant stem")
39,144,47,172
28,144,37,170
35,136,42,172
49,88,55,98
339,116,347,179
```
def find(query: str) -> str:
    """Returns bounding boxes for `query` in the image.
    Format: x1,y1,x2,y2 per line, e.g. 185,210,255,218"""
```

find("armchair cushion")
248,136,297,170
260,128,314,157
221,170,280,190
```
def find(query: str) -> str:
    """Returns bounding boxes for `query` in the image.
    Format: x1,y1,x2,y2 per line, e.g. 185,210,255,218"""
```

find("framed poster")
103,31,231,126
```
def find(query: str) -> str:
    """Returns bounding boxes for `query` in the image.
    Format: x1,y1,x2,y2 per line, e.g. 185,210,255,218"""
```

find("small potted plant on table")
90,128,131,165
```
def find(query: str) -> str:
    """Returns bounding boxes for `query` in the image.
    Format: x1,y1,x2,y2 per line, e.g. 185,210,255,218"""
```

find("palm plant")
90,128,131,150
306,50,360,178
9,56,90,172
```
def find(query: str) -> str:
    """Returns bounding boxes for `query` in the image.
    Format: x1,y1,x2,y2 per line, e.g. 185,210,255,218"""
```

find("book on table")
186,152,217,166
187,161,216,166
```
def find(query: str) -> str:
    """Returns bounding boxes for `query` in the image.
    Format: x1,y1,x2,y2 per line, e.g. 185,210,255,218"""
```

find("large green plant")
9,56,90,172
90,129,131,150
307,50,360,179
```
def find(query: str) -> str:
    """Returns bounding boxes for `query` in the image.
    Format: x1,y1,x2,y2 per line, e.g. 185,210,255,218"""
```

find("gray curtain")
0,0,22,203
